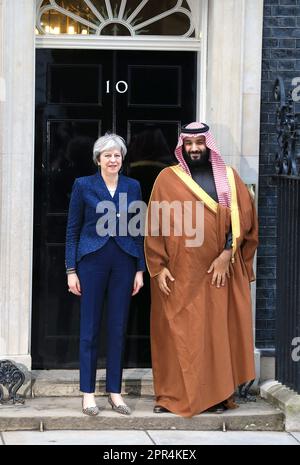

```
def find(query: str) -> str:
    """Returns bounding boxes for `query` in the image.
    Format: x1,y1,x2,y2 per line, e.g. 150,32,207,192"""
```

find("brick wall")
256,0,300,350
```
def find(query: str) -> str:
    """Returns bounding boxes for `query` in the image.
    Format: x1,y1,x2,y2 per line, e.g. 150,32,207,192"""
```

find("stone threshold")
30,369,154,397
260,380,300,432
0,397,284,432
13,369,154,398
14,369,261,399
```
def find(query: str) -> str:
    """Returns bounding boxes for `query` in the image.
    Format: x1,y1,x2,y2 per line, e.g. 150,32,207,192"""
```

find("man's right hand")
67,273,81,296
155,267,175,296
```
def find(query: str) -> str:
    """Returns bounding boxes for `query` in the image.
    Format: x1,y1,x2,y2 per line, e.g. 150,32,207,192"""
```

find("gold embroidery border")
226,166,241,262
170,165,218,213
171,164,241,263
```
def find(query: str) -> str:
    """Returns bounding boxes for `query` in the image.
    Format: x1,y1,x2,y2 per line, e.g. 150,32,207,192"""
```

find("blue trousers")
77,239,136,393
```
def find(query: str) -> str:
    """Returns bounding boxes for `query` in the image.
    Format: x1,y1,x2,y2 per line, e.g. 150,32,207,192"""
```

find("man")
144,122,258,417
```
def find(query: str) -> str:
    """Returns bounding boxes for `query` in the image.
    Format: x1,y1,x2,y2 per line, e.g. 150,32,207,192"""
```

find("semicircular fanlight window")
36,0,196,37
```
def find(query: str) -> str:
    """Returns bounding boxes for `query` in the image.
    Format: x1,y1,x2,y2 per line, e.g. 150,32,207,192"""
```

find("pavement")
1,429,300,445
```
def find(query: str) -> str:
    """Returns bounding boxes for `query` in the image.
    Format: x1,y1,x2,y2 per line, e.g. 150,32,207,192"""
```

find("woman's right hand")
67,273,81,296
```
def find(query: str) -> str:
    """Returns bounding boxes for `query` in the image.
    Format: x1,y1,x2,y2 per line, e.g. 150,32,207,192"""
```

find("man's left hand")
207,249,232,288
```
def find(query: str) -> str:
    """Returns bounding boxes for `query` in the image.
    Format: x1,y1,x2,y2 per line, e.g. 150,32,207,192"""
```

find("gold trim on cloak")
226,166,241,262
170,165,240,263
170,165,218,213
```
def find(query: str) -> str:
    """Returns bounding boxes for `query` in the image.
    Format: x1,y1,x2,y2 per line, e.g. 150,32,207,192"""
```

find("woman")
65,133,145,416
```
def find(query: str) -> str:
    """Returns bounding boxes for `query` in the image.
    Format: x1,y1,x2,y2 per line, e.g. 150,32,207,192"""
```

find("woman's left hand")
132,271,144,296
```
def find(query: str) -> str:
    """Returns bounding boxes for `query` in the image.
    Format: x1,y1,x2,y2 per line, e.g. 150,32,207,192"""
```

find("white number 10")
106,80,128,94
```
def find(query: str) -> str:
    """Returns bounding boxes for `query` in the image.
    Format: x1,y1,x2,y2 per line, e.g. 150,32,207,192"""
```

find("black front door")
32,49,196,369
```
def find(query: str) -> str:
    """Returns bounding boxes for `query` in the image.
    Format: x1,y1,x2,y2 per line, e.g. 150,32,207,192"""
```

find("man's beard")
182,147,210,168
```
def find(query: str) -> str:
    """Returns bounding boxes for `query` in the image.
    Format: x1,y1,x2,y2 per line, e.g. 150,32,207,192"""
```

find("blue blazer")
65,172,146,271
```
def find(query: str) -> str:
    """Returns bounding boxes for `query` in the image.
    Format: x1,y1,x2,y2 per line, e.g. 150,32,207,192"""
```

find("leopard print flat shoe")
108,395,131,415
82,399,99,416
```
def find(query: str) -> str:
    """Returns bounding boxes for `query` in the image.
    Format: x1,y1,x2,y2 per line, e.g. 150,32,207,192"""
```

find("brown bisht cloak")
144,166,258,417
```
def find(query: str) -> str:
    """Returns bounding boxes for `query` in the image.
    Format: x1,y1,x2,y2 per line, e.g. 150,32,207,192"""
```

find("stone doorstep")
260,380,300,432
0,397,284,432
12,369,154,398
12,369,261,399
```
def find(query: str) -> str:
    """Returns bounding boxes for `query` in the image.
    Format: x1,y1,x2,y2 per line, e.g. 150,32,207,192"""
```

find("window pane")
131,0,179,25
135,12,193,36
55,0,102,23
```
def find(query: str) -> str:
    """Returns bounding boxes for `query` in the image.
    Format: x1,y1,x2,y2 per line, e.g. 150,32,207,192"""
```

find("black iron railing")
273,77,300,394
0,360,25,404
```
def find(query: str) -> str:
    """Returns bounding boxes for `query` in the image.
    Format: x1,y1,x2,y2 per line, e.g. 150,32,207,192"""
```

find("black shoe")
204,402,226,413
153,405,171,413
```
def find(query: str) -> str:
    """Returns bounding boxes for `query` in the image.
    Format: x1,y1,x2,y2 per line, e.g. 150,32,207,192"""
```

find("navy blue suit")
65,171,146,272
65,171,146,393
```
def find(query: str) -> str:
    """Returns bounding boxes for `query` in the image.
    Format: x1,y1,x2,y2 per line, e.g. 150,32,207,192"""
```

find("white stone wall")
0,0,35,369
206,0,264,186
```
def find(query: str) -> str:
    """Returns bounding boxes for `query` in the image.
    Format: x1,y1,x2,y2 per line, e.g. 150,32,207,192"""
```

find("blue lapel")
92,172,129,208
